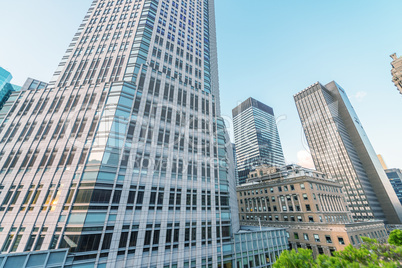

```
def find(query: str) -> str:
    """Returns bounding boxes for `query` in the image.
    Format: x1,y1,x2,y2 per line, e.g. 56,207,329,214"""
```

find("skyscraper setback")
294,81,402,224
232,97,285,185
0,0,241,267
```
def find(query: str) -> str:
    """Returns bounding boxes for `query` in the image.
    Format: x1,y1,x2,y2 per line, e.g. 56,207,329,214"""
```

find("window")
297,216,303,222
302,194,308,200
325,235,332,243
303,233,309,241
355,235,360,244
350,236,355,245
308,216,314,222
306,204,311,211
314,234,320,242
300,183,305,189
294,232,299,239
338,237,345,245
290,185,295,191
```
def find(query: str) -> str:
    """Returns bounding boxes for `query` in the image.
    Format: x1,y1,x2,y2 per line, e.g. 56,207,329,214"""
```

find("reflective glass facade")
0,68,12,90
0,0,241,267
385,168,402,205
0,67,21,111
232,98,285,185
294,81,402,224
233,227,287,268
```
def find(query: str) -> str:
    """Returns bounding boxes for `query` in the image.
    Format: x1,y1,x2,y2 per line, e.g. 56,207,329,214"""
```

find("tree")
273,237,402,268
273,248,315,268
388,229,402,246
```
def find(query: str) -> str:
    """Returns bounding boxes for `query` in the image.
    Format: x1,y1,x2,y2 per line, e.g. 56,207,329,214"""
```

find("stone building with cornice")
236,165,388,256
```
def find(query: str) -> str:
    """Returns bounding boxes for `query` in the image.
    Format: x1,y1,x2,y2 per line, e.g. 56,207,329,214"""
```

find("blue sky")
1,0,401,168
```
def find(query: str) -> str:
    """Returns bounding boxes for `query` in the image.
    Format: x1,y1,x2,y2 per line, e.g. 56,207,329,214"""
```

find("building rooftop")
238,226,286,233
240,164,335,187
232,97,274,117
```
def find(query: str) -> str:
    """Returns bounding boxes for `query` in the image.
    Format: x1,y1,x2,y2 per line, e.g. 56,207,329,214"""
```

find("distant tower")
390,53,402,94
232,97,285,185
385,169,402,206
294,81,402,224
0,67,21,111
377,154,388,170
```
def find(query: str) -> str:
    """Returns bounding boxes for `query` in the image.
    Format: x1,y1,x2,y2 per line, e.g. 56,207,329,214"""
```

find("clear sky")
1,0,401,169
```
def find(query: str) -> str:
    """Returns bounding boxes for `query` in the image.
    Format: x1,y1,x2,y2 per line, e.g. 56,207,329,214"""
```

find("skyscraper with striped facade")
232,97,286,185
0,0,242,267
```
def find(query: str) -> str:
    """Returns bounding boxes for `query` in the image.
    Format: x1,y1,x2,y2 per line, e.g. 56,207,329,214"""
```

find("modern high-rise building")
232,97,285,185
0,68,12,89
294,81,402,224
385,168,402,206
0,1,251,267
0,67,21,111
390,53,402,94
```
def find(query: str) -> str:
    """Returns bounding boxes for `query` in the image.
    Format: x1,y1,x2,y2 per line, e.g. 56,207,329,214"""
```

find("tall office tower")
0,67,21,111
0,68,12,89
385,168,402,206
232,97,285,185
294,81,402,224
0,1,240,267
390,53,402,94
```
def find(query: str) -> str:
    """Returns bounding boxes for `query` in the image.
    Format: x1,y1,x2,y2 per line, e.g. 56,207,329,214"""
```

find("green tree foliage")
274,237,402,268
389,230,402,247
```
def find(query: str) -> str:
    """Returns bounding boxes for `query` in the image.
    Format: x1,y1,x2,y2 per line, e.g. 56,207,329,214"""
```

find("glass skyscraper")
0,68,12,89
232,97,285,185
294,81,402,224
385,168,402,206
0,67,21,111
0,1,243,267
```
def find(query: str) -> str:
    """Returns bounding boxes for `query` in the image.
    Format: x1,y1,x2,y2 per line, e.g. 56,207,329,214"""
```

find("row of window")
239,182,341,197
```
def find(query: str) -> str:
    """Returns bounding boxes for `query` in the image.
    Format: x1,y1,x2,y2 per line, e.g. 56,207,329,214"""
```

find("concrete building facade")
294,81,402,224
